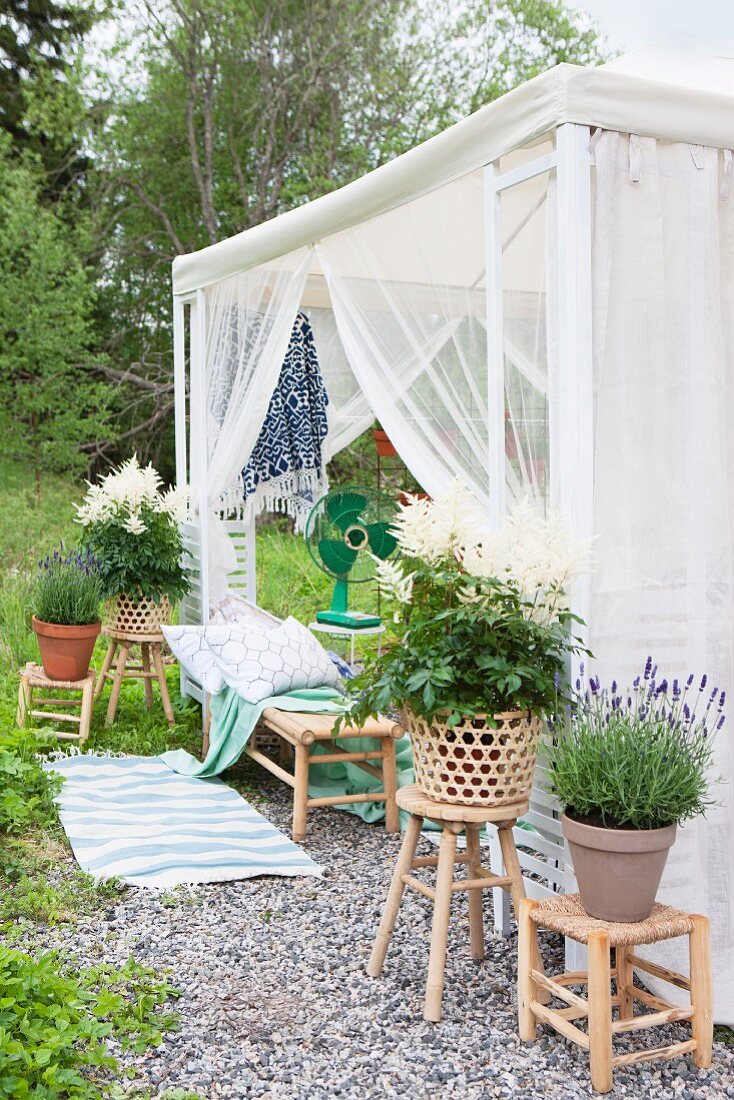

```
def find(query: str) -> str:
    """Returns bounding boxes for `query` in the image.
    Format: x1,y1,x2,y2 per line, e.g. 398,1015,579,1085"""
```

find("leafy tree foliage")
89,0,603,471
0,141,112,491
0,0,99,193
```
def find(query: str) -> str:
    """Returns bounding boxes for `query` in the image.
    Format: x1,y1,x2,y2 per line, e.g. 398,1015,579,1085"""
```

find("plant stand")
368,783,535,1022
95,627,175,727
518,893,713,1093
17,662,96,744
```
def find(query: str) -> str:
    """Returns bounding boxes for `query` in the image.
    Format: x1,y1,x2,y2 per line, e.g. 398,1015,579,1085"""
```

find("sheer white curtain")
591,131,734,1021
317,170,490,504
202,248,311,599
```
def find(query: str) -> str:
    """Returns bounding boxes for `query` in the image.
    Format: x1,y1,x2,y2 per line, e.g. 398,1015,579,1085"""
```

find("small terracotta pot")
562,813,677,923
373,429,397,457
32,616,101,681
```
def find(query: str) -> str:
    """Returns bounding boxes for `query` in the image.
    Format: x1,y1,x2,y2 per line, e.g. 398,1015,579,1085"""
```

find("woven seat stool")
95,628,174,727
17,662,95,743
368,784,533,1022
518,894,713,1093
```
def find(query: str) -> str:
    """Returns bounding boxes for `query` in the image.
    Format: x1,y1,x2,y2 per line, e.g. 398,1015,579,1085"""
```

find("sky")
577,0,734,55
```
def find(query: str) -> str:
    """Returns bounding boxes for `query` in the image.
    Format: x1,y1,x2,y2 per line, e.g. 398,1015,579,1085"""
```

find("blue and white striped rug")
45,755,322,888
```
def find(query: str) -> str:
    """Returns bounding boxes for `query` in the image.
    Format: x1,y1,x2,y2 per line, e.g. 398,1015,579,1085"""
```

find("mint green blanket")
161,686,416,824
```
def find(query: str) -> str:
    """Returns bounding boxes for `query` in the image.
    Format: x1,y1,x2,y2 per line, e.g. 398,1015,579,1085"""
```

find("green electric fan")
305,487,398,628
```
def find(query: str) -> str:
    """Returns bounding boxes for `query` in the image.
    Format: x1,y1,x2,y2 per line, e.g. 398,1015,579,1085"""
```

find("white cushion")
210,592,282,629
162,625,225,694
163,617,341,703
207,617,342,703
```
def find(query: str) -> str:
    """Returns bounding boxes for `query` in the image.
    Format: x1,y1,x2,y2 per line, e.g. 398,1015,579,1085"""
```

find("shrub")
346,485,590,727
76,456,188,604
546,660,721,830
34,546,103,626
0,948,179,1098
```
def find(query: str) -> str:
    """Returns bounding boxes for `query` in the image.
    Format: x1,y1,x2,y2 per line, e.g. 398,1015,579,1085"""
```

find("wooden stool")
231,708,402,843
17,662,95,743
95,628,174,727
368,784,531,1022
518,893,713,1093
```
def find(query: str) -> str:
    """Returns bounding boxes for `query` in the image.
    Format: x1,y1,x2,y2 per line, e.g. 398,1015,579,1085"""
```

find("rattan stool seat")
530,892,694,946
396,783,529,824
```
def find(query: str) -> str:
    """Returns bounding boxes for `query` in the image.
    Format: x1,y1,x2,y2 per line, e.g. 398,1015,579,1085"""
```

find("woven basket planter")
106,594,172,635
403,707,543,807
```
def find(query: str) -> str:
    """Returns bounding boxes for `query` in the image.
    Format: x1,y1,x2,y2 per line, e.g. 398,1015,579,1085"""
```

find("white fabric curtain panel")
205,248,313,514
316,170,492,506
202,247,311,599
591,131,734,1022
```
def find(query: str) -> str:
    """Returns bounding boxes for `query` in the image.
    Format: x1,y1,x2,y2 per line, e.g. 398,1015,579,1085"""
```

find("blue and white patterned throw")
45,755,322,888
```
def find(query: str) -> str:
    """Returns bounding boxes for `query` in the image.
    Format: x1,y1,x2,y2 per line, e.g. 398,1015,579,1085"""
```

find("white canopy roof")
173,50,734,295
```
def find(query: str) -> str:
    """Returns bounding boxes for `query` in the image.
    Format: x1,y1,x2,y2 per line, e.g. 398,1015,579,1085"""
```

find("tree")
88,0,604,470
0,0,100,193
0,139,112,496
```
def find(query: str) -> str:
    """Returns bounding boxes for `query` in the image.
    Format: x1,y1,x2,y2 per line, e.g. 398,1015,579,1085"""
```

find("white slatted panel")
178,518,256,702
490,751,573,936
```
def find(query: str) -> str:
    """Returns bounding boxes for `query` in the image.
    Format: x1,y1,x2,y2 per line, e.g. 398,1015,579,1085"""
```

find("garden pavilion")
172,48,734,1021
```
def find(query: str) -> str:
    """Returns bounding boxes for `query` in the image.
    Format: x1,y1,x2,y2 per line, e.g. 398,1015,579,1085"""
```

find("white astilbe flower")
123,511,147,536
374,555,414,604
392,481,490,563
491,500,592,622
157,485,189,523
75,454,188,530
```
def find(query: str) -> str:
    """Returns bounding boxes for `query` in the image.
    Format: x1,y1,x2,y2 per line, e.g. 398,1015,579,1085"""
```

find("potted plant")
546,661,721,922
373,421,397,458
75,456,189,634
345,485,590,806
32,546,103,680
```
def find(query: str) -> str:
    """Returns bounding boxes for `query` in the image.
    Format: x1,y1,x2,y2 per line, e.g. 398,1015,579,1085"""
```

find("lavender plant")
546,658,721,830
34,545,103,626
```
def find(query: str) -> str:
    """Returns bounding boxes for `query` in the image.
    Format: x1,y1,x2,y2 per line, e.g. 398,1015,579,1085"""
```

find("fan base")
316,610,382,629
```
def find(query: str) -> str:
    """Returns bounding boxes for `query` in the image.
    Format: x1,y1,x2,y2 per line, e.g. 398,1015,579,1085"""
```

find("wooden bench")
205,708,402,842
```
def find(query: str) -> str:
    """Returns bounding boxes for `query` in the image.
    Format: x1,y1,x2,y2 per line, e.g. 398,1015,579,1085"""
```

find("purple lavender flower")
644,656,653,680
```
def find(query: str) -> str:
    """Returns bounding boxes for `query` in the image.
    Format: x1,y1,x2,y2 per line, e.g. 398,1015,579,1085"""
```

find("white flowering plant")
345,482,591,728
75,456,189,604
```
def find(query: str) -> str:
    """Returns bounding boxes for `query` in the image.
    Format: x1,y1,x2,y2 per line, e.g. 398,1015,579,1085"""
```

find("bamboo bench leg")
466,824,485,962
79,675,95,743
616,945,634,1020
382,736,399,834
95,640,116,700
292,742,310,842
518,897,540,1040
16,675,30,728
368,814,423,978
151,643,175,726
141,643,154,709
689,914,713,1068
425,825,457,1022
588,930,613,1094
106,643,129,725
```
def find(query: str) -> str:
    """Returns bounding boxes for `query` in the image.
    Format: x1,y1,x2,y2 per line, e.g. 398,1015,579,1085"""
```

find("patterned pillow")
162,625,225,694
210,592,282,629
163,618,342,703
207,617,342,703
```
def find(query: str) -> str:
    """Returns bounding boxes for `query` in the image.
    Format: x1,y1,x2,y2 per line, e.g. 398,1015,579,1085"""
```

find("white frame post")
189,288,210,625
484,163,506,533
554,122,594,968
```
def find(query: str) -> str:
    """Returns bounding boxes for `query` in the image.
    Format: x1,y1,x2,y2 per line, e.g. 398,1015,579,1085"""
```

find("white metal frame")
172,288,257,706
483,124,593,943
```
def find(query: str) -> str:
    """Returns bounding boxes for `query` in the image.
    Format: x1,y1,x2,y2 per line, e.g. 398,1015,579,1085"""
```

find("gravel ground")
19,769,734,1100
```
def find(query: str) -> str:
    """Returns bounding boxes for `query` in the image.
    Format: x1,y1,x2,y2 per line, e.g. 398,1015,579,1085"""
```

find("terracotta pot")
397,491,431,507
403,706,542,808
373,429,397,457
562,813,677,923
32,616,101,681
